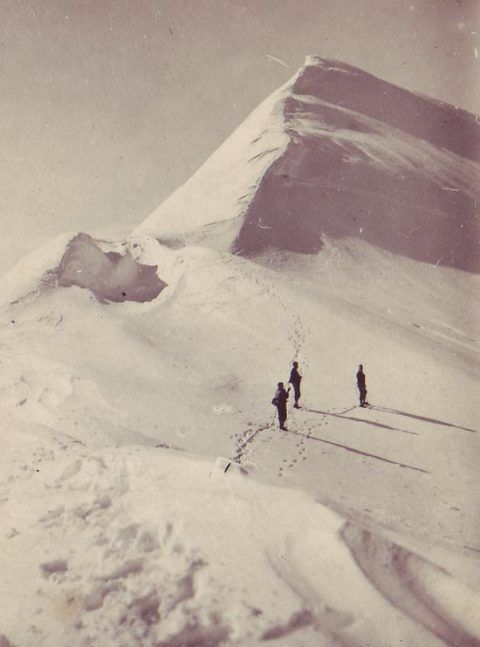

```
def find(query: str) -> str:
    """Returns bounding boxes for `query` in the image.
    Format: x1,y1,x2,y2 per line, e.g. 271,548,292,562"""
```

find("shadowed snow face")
293,61,480,163
233,135,480,271
233,62,480,271
187,59,480,273
136,58,480,273
57,233,166,303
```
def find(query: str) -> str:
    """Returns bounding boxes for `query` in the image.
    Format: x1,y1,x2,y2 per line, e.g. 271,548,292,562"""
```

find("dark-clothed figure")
289,361,302,408
273,382,289,430
356,364,367,407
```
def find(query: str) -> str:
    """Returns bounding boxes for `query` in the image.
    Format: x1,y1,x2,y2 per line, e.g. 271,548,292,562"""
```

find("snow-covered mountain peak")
136,57,480,273
303,55,358,74
303,54,333,68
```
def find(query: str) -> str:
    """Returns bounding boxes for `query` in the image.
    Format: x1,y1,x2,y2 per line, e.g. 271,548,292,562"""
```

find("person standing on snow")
272,382,289,430
356,364,368,407
288,361,302,408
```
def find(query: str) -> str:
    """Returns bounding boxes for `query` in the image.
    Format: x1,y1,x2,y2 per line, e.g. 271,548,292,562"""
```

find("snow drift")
57,233,166,303
136,56,480,273
3,438,480,646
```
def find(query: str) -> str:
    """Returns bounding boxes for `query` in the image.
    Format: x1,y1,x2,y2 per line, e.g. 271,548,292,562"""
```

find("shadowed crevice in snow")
233,58,480,272
342,522,480,647
56,233,166,303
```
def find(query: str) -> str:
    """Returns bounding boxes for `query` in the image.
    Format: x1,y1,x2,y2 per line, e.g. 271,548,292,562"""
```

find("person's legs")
359,386,367,406
294,385,301,408
278,405,287,429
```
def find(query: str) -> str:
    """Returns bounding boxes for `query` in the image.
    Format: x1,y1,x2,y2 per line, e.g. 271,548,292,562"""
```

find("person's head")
358,364,363,371
293,361,298,368
278,382,284,389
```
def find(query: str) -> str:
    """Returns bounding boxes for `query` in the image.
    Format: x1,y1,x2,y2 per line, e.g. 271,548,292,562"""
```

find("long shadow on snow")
281,428,429,474
304,408,417,436
371,406,478,434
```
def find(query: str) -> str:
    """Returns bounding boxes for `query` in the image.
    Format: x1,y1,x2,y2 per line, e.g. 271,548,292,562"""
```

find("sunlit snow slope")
2,57,480,646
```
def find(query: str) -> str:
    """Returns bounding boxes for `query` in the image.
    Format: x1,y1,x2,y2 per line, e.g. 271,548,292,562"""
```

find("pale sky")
1,0,479,276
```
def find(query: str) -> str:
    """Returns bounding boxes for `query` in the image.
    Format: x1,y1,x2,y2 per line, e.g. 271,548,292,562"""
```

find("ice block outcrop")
57,233,166,303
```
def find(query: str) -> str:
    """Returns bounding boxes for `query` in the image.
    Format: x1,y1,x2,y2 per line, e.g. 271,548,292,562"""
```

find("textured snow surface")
134,71,295,240
3,436,480,647
56,233,166,303
1,233,480,645
136,56,480,273
2,57,480,646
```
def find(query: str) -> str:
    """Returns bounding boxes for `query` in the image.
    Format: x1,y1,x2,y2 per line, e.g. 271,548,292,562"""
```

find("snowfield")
3,434,480,647
1,56,480,646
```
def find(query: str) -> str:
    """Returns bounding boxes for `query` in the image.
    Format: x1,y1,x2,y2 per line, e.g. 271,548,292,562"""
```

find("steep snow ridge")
286,93,479,194
233,58,480,271
134,55,480,272
303,55,356,75
134,70,298,239
297,57,480,162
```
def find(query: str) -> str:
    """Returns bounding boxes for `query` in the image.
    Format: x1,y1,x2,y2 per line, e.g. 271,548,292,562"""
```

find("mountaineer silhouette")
288,361,302,408
272,382,289,430
356,364,368,407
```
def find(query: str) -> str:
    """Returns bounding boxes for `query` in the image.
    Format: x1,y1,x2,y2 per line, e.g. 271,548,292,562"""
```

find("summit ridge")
137,57,480,272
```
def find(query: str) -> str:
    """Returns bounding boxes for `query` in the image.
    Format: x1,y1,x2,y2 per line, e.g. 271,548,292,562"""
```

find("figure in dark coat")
356,364,368,407
273,382,289,430
288,361,302,408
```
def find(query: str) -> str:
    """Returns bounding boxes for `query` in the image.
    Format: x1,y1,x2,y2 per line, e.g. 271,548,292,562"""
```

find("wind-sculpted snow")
2,55,480,640
297,57,480,163
342,522,480,646
134,74,292,239
2,234,480,645
138,56,480,273
4,433,478,647
57,233,166,303
233,59,480,271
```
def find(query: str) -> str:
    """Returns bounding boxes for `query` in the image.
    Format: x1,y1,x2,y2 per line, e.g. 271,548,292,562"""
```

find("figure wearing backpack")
272,382,289,430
